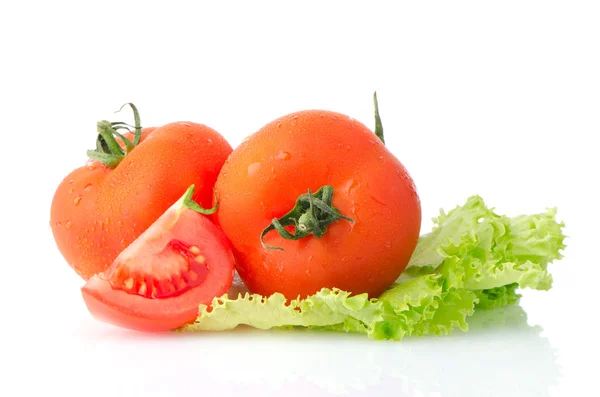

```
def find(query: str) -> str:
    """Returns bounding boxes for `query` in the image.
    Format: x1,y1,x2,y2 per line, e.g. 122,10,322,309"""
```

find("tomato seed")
124,278,134,289
189,246,201,255
138,282,147,296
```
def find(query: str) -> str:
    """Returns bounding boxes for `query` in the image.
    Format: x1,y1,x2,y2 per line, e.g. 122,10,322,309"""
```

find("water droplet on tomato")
248,162,261,177
120,238,127,247
91,226,96,232
73,195,82,206
65,221,72,229
181,122,192,127
276,151,291,160
207,138,213,144
346,145,352,151
117,220,124,227
305,269,312,277
343,179,357,194
348,216,356,232
87,164,96,171
68,188,74,194
259,201,265,210
307,255,313,262
370,194,386,206
84,183,93,191
104,217,111,225
69,179,74,184
276,121,282,129
384,240,392,249
341,256,348,262
55,222,62,228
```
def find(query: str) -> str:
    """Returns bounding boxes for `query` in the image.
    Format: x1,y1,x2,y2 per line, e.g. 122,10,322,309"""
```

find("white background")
1,1,598,396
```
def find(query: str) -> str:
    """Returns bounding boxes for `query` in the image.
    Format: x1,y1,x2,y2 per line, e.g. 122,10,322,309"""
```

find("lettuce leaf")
179,288,382,333
474,284,521,310
179,195,565,340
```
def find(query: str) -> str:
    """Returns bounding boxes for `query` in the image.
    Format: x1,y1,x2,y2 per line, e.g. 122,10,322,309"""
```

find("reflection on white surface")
32,303,558,397
204,305,559,396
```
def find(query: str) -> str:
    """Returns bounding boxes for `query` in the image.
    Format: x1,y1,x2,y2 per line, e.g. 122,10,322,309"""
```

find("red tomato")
81,186,235,331
50,104,232,280
214,103,421,299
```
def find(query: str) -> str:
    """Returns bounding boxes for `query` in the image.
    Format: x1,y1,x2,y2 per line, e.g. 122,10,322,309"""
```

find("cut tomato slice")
81,185,235,331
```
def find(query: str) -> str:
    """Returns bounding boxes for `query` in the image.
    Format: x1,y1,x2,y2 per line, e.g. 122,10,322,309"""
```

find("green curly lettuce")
179,288,382,333
179,195,565,340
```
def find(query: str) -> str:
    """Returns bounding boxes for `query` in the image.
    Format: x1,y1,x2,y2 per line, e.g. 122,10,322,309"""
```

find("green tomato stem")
86,103,144,168
373,91,385,144
182,185,218,215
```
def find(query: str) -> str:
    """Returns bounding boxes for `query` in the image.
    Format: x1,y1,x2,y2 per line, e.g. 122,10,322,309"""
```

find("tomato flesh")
82,192,235,331
106,239,210,299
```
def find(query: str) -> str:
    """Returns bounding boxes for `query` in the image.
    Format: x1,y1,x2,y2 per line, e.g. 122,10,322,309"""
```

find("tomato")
82,186,235,331
213,102,421,299
50,104,232,280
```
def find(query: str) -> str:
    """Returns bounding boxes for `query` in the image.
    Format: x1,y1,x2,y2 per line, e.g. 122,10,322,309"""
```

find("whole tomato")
51,104,232,280
213,95,421,299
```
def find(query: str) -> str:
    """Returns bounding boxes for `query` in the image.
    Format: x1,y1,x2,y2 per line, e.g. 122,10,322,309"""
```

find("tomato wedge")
81,185,235,331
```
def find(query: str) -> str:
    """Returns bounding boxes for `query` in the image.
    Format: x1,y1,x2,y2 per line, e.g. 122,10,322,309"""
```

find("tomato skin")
51,123,232,280
214,110,421,299
81,196,235,332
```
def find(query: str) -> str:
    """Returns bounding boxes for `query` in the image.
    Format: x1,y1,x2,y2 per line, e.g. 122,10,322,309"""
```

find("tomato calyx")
259,93,386,251
260,185,354,251
86,103,144,168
